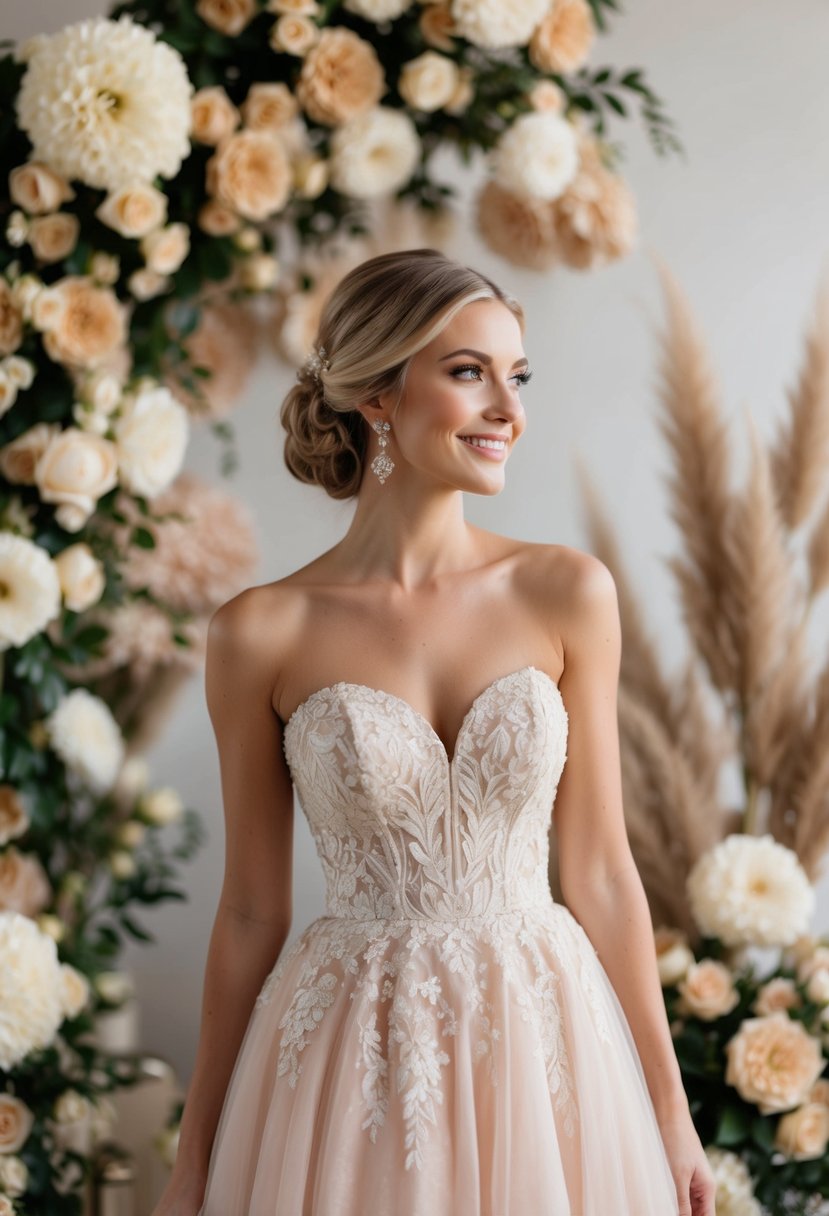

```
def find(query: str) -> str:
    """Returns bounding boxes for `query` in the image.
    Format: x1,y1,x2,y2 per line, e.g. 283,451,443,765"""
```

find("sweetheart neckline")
282,664,563,768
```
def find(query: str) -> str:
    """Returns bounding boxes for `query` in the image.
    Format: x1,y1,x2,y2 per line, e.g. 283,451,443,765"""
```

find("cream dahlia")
15,16,192,192
0,533,61,650
329,107,421,197
113,384,189,497
46,688,125,794
0,911,65,1070
492,111,579,200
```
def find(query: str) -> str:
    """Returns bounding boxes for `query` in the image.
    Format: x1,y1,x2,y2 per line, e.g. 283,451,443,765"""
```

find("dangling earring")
370,419,394,484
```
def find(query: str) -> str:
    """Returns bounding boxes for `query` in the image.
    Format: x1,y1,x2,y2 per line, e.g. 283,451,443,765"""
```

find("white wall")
6,0,829,1083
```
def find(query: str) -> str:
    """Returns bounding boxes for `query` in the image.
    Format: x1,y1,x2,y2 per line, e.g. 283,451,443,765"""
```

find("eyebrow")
438,347,529,369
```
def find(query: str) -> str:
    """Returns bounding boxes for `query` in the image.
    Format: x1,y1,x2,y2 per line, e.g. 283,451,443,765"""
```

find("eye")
451,363,533,387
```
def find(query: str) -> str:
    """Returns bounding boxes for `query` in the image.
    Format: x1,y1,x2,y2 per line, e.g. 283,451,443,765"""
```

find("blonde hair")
279,247,525,500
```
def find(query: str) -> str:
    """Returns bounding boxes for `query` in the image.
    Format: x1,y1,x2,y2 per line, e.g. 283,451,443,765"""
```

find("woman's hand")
150,1170,207,1216
658,1107,718,1216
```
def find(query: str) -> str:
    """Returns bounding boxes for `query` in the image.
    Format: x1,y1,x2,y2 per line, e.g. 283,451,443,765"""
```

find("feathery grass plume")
575,454,676,729
806,490,829,598
742,613,810,801
724,414,798,708
668,657,732,807
650,257,739,695
770,276,829,531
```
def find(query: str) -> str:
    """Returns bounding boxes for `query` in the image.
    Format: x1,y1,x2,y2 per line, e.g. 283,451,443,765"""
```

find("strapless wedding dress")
196,665,678,1214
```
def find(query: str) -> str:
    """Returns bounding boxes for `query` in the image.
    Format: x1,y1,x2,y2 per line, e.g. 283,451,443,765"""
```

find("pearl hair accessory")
370,419,394,483
298,343,330,384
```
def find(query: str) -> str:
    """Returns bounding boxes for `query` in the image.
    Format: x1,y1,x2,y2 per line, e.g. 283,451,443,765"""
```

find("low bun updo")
279,247,524,500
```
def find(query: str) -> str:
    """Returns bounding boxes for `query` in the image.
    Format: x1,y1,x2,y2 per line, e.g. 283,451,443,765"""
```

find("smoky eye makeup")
450,362,533,386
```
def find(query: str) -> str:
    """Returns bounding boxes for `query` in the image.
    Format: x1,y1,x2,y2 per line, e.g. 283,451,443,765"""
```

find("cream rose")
30,284,66,332
806,968,829,1004
195,0,256,35
109,850,136,880
89,252,120,286
0,280,23,356
528,80,566,114
654,926,694,986
197,199,242,236
419,3,457,52
0,786,29,848
775,1101,829,1161
754,977,801,1015
27,212,80,263
809,1078,829,1106
240,253,280,291
8,161,74,214
0,846,53,918
445,65,475,116
35,427,119,514
54,543,106,613
140,223,190,275
267,0,320,11
191,86,240,146
295,27,386,127
47,688,125,793
127,269,171,302
0,1154,27,1197
269,15,320,56
94,970,135,1004
114,385,189,498
293,154,328,199
529,0,596,74
0,1093,34,1154
725,1011,825,1114
797,946,829,982
677,959,740,1020
398,50,459,112
206,130,293,221
241,82,299,132
59,963,91,1018
54,503,93,533
96,183,168,239
139,786,184,826
41,277,127,369
0,422,61,485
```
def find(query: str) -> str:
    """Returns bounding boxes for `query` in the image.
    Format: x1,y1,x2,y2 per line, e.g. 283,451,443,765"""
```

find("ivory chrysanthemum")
0,912,65,1070
15,16,193,191
687,833,815,948
0,533,61,651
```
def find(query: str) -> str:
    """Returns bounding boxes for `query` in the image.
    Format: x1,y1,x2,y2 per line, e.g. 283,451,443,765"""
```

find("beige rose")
8,161,74,214
191,86,240,146
0,846,52,917
293,154,329,199
295,27,386,127
197,199,242,236
0,785,29,847
241,82,300,132
775,1101,829,1161
0,370,16,419
89,252,121,286
0,280,23,356
11,273,43,321
34,427,119,514
528,80,566,113
444,65,475,117
96,184,168,239
195,0,256,35
54,543,106,613
0,422,61,485
240,253,280,291
398,51,459,112
30,285,66,333
140,223,191,276
41,278,127,369
139,786,184,826
206,130,292,221
551,134,638,270
6,210,28,247
267,0,320,11
529,0,596,74
28,212,80,263
797,946,829,982
37,912,65,941
419,3,457,52
754,977,801,1015
807,968,829,1004
725,1010,826,1114
654,926,695,986
60,963,91,1019
127,269,172,302
54,502,93,533
0,1094,34,1154
809,1078,829,1106
114,385,189,498
677,959,740,1020
269,14,320,56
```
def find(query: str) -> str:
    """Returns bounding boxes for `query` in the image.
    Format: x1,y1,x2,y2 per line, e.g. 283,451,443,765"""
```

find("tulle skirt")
196,901,679,1215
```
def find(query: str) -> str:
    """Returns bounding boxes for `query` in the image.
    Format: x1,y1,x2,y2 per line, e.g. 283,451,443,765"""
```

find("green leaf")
131,526,156,550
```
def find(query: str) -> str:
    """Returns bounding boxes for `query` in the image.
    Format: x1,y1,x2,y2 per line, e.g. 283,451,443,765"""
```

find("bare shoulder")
206,579,307,705
511,540,619,652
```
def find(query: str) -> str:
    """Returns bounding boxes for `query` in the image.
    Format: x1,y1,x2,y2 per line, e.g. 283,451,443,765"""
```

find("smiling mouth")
458,436,508,451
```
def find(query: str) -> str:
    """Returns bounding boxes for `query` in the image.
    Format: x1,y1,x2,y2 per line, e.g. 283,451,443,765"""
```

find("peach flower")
140,223,190,276
0,280,23,356
529,0,596,74
41,278,127,369
419,3,457,52
654,926,694,986
725,1010,825,1114
398,51,459,112
475,179,560,270
754,977,801,1016
797,946,829,982
809,1078,829,1106
0,846,52,917
444,65,475,116
28,212,80,263
0,422,61,485
269,15,320,56
0,1094,34,1154
551,134,638,270
294,27,386,127
191,86,240,146
95,184,168,239
677,959,740,1020
197,199,242,236
34,427,119,514
266,0,320,11
206,130,293,221
774,1101,829,1161
54,543,106,613
8,161,74,214
528,80,566,113
241,82,299,133
0,786,29,848
128,270,172,302
195,0,256,35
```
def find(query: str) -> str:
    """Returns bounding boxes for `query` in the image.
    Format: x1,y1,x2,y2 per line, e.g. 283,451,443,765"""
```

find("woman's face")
370,298,531,494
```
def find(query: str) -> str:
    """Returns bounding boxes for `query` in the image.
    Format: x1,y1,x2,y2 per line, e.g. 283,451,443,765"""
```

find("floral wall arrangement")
578,264,829,1215
0,0,679,1205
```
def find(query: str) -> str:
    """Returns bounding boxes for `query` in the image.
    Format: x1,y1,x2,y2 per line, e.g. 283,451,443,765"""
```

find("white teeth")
460,437,506,450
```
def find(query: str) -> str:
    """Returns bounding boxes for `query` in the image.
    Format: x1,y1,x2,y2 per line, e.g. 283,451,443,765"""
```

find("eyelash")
451,362,533,387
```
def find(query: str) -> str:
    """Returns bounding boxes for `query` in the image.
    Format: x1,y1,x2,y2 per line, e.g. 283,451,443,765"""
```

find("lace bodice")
281,665,568,923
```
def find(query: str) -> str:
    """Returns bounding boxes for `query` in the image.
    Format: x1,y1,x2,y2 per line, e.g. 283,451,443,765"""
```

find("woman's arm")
156,588,297,1206
552,552,688,1121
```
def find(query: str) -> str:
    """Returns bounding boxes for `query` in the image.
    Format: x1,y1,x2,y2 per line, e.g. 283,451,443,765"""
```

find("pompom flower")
687,833,815,948
492,111,579,200
0,911,65,1070
0,533,61,651
15,16,193,191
